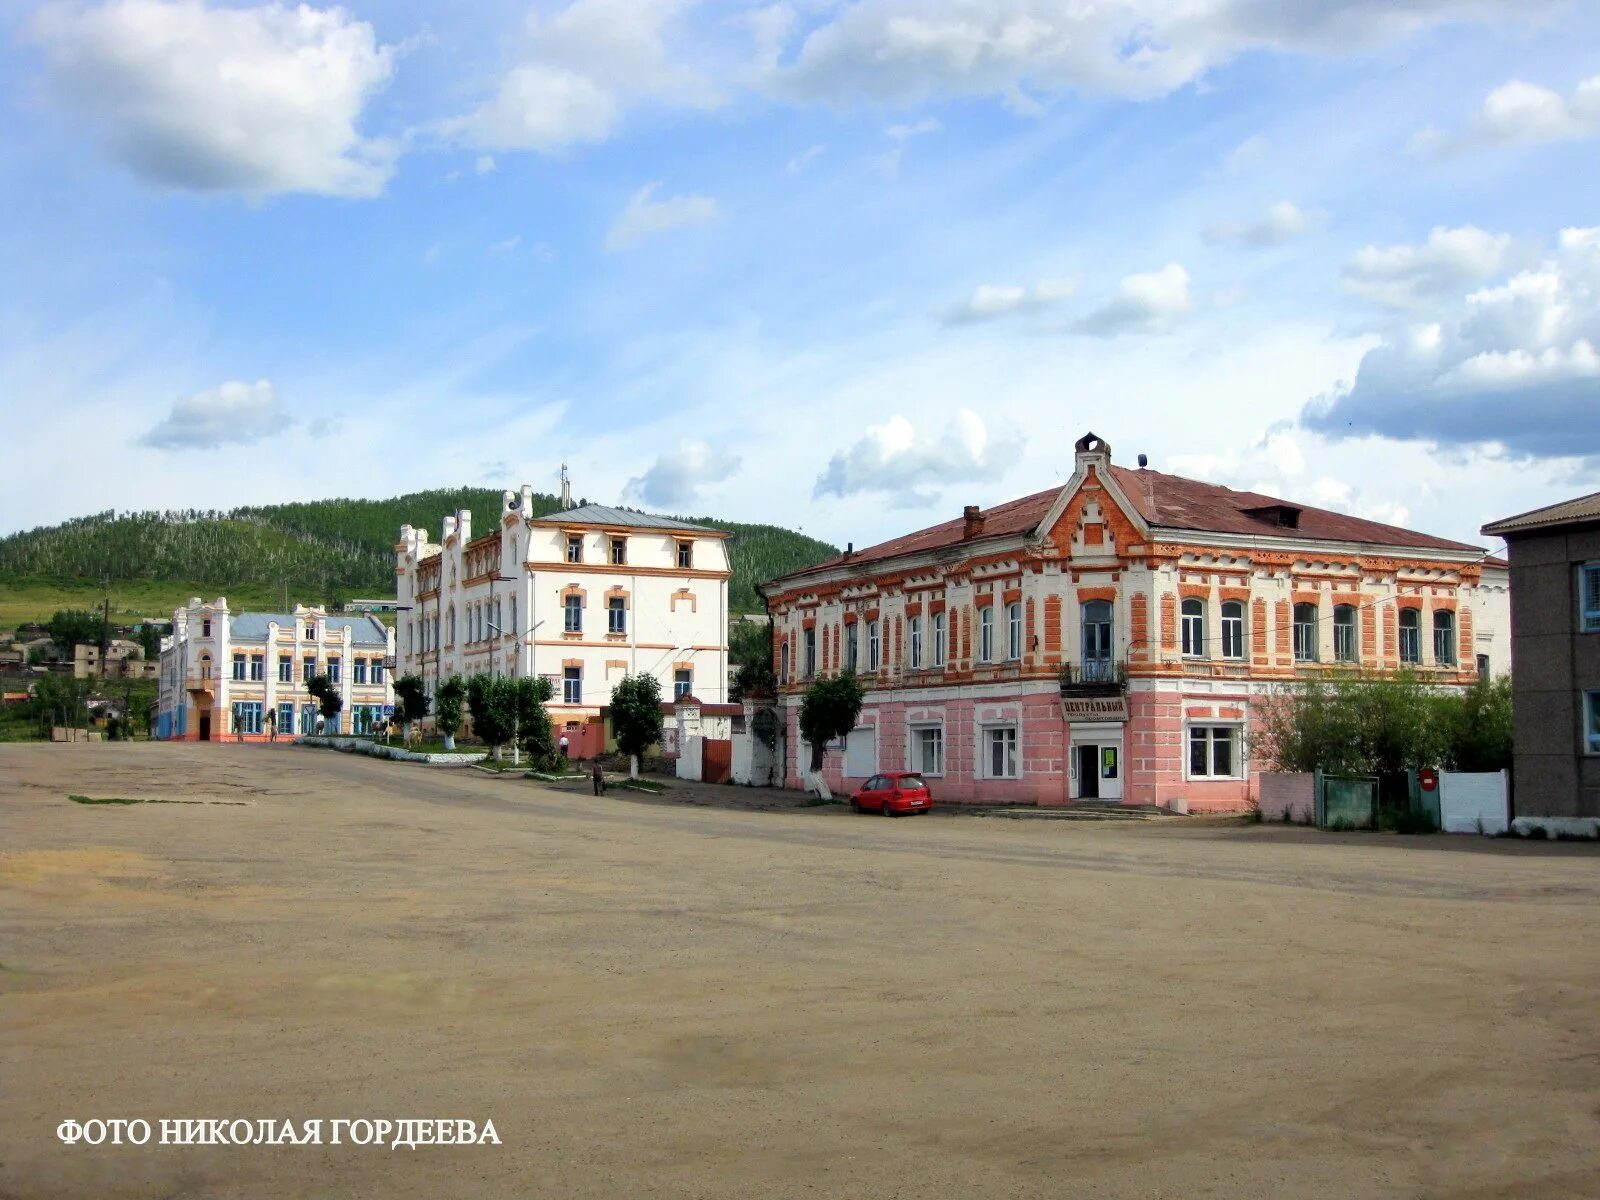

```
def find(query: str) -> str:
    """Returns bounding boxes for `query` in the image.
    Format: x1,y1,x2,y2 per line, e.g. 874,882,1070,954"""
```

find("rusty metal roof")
1482,491,1600,537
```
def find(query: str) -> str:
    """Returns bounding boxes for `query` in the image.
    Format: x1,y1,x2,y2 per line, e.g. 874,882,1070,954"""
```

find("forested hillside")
0,491,835,615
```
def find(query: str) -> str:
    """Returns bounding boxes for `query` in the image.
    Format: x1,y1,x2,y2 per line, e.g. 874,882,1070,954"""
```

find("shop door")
1075,742,1123,800
1076,745,1100,799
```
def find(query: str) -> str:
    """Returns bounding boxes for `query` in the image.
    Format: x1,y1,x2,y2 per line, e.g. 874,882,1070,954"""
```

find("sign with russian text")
1061,695,1129,722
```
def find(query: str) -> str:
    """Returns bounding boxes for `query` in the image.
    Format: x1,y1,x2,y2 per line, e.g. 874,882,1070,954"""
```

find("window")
674,668,692,700
984,726,1018,779
231,701,263,734
1221,601,1244,660
868,620,880,671
351,704,384,736
1006,602,1023,660
677,541,693,569
1477,653,1490,680
1333,605,1357,663
932,611,947,667
201,619,211,637
1188,725,1240,778
610,537,627,565
1081,600,1113,681
564,594,582,634
277,702,294,735
1433,609,1457,665
300,702,319,733
305,625,315,641
509,595,518,635
328,659,341,684
1583,565,1600,633
351,658,364,684
372,659,385,683
845,623,859,672
804,628,817,678
566,535,583,563
1586,691,1600,754
232,653,246,681
303,655,316,683
608,596,627,635
563,665,582,705
1398,608,1421,664
912,725,944,776
780,641,791,683
909,616,923,668
979,606,995,663
249,654,264,681
1181,598,1205,657
1292,603,1318,662
278,655,292,682
446,609,455,645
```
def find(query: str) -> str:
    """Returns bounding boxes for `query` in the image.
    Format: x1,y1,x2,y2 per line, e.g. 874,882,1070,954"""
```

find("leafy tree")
32,673,92,737
511,676,559,770
466,674,519,759
137,622,166,660
306,672,344,732
728,620,776,702
393,674,430,731
435,674,466,749
1442,675,1514,772
798,671,865,799
47,609,107,649
610,672,663,779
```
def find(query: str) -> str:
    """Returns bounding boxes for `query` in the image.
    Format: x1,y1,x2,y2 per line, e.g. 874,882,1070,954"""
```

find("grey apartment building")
1483,492,1600,828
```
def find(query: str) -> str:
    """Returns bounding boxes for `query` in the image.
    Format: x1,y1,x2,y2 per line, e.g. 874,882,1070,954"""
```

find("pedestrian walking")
592,757,606,796
559,733,570,760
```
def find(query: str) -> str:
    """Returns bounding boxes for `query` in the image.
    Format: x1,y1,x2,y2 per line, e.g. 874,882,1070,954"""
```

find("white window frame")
674,668,692,700
278,656,292,683
608,596,627,635
564,594,582,634
932,611,947,667
566,535,583,564
678,541,693,569
1181,598,1205,657
249,653,265,681
908,722,945,777
232,653,246,681
328,658,341,685
981,724,1019,779
1006,602,1023,661
563,666,582,705
1332,605,1358,663
909,615,923,669
1580,564,1600,633
610,537,627,565
1292,604,1318,663
1220,600,1244,660
868,620,880,671
1186,723,1244,780
1584,690,1600,755
979,606,995,663
780,641,790,683
804,628,817,677
845,623,859,672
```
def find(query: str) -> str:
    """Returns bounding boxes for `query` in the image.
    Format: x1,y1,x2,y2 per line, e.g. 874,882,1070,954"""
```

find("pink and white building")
762,434,1510,811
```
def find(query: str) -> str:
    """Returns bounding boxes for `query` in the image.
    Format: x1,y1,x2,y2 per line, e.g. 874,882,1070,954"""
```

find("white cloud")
1204,200,1320,247
878,116,942,175
786,143,826,174
605,182,719,251
1073,264,1191,337
940,279,1076,325
439,0,717,153
813,408,1021,504
475,154,497,175
769,1,1557,107
1306,227,1600,459
1412,74,1600,155
488,234,522,255
623,439,741,508
142,380,289,449
32,0,397,198
1220,134,1267,175
1342,226,1520,309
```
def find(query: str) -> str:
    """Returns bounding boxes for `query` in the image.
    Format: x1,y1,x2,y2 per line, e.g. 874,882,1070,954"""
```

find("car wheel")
849,797,861,813
882,798,896,817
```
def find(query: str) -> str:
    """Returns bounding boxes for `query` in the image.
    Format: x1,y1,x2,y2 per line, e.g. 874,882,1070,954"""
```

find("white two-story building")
394,487,732,748
156,598,396,740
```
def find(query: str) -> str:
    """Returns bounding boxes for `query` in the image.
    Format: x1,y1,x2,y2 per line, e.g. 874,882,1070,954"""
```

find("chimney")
1074,431,1112,478
963,505,985,539
843,542,854,558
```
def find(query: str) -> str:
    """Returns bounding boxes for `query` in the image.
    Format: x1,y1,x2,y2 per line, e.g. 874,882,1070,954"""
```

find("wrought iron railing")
1058,659,1127,689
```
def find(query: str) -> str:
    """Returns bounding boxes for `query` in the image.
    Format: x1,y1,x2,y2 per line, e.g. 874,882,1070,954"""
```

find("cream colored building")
156,598,396,741
394,489,732,732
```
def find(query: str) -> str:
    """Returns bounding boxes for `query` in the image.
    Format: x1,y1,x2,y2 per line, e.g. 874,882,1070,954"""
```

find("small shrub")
68,794,140,805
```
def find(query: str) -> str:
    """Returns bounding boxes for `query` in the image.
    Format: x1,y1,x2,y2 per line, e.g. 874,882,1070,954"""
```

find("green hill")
0,491,836,625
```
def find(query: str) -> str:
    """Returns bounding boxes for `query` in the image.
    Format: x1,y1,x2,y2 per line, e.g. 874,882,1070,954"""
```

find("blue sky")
3,0,1598,555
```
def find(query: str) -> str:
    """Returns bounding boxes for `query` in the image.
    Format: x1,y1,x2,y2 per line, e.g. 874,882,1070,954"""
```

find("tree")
511,676,559,770
1442,675,1514,772
47,609,107,650
306,672,344,733
393,673,430,735
610,673,663,779
728,619,776,703
798,671,865,800
435,674,466,750
467,674,518,760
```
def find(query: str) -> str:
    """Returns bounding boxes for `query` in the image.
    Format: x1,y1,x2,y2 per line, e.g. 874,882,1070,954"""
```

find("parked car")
850,772,933,816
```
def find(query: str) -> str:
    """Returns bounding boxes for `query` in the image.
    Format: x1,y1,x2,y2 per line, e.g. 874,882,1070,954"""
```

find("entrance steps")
975,801,1181,822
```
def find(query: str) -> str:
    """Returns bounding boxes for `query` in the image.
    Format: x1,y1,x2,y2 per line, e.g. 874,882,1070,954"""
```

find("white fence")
1438,770,1509,835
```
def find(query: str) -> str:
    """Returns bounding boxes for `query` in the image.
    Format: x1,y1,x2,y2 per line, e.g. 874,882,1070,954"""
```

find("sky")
2,0,1599,556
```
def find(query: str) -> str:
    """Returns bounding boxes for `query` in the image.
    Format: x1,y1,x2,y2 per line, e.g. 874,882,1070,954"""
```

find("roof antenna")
560,462,572,510
1137,453,1149,468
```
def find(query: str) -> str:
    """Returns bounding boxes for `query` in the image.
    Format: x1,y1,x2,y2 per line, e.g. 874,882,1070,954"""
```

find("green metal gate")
1315,772,1379,829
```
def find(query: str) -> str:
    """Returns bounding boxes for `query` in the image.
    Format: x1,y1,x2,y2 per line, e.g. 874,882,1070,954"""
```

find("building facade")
156,598,396,740
764,434,1510,811
394,491,731,737
74,639,158,680
1483,492,1600,828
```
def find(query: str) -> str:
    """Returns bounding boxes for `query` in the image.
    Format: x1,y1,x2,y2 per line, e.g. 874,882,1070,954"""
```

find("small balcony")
1059,659,1127,696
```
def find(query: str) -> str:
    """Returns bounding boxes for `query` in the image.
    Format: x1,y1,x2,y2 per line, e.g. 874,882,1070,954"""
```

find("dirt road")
4,743,1599,1199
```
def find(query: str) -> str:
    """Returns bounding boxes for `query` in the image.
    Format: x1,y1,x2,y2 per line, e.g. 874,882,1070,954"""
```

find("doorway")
1076,745,1100,798
1072,737,1123,801
198,713,211,741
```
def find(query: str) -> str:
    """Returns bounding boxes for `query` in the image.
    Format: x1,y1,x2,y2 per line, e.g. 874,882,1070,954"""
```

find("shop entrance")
1072,739,1123,801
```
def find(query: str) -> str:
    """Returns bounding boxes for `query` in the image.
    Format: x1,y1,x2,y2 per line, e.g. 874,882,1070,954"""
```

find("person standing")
591,757,606,796
559,732,570,761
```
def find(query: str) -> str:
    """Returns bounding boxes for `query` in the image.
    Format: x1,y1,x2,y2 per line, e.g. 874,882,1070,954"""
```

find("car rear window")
898,774,927,791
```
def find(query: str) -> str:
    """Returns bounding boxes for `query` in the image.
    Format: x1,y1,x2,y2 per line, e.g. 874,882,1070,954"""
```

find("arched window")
509,594,517,635
1220,600,1244,659
1181,597,1205,657
845,622,859,672
1082,600,1113,682
979,606,995,663
868,619,881,670
932,611,947,666
780,641,790,683
1398,607,1421,664
446,607,456,645
908,615,923,668
1292,603,1318,662
1006,602,1023,660
1333,605,1357,663
1432,609,1456,665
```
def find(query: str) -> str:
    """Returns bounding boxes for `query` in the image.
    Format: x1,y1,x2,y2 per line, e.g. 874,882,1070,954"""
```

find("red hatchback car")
850,772,934,816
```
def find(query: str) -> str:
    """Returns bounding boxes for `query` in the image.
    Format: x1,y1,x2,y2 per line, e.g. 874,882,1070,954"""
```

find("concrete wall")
1504,524,1600,817
1257,772,1315,823
677,735,703,782
1439,770,1510,834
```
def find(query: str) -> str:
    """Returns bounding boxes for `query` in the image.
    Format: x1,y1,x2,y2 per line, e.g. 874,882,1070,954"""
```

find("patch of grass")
613,779,666,794
68,794,141,805
1378,807,1437,835
800,796,842,807
1243,807,1263,824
